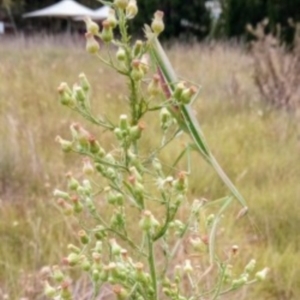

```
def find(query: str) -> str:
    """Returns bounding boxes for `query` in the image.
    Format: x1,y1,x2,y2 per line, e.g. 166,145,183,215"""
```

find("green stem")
147,233,158,300
208,197,233,265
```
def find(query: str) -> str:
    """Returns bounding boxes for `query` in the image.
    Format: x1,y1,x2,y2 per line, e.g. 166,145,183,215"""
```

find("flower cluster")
46,1,267,299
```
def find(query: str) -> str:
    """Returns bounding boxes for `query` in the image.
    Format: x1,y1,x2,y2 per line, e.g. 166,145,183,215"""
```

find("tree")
131,0,211,40
0,0,24,33
219,0,300,41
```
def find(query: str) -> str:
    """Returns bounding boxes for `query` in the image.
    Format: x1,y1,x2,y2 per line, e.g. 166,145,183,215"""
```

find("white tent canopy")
91,6,110,20
23,0,94,18
74,5,110,21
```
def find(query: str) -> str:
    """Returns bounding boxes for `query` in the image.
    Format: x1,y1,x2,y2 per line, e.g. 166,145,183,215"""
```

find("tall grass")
0,36,300,299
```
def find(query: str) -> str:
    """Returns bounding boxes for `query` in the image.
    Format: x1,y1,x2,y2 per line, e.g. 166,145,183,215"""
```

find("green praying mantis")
145,26,248,211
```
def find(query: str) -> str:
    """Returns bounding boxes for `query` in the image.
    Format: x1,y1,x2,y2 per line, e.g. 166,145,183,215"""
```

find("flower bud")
171,219,184,232
113,285,129,300
126,0,138,19
65,172,79,191
174,265,182,283
116,47,126,61
52,265,64,283
105,186,115,205
82,158,94,176
151,11,165,35
79,73,90,92
60,280,72,299
100,266,109,281
57,82,74,106
173,81,186,101
129,166,143,182
107,263,117,283
134,262,149,284
174,194,185,205
94,240,103,253
85,32,100,54
183,259,193,274
139,210,160,233
109,238,122,256
132,40,143,57
110,209,125,230
147,74,161,96
206,214,215,227
81,257,91,272
78,230,90,245
180,86,197,104
127,150,142,169
92,252,102,269
92,269,100,282
101,20,113,43
105,153,115,164
232,275,248,289
160,107,172,130
189,237,204,252
73,84,86,104
107,9,118,28
71,123,91,149
44,281,56,298
55,136,73,152
53,189,70,200
131,59,144,81
85,197,96,213
106,167,117,180
114,127,123,140
231,245,239,256
245,259,256,274
119,114,129,131
133,181,144,203
71,196,83,213
114,0,128,10
162,287,173,297
85,16,99,35
56,198,73,216
140,54,149,74
82,179,92,195
114,193,124,206
94,226,107,240
129,122,145,141
88,135,105,156
67,244,81,254
66,252,80,267
223,264,232,283
255,268,269,281
172,171,188,193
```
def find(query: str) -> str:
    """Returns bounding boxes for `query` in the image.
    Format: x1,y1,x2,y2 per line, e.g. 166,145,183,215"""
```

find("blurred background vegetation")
1,0,300,41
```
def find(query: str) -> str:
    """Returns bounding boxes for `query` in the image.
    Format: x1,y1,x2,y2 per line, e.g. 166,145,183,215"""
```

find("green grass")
1,37,300,299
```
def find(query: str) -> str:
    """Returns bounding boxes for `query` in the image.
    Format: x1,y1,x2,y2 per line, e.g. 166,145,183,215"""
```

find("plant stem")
147,233,158,300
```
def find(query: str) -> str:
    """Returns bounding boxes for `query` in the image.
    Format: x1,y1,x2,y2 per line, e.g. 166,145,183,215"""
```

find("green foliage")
130,0,211,40
219,0,300,41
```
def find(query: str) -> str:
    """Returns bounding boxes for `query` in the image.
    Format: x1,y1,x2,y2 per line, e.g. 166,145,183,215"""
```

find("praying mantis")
145,27,248,211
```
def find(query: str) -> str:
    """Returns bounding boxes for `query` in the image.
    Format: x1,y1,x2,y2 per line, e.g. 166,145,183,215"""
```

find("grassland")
1,36,300,299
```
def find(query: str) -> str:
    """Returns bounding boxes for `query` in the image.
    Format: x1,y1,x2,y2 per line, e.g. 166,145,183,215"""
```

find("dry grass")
1,36,300,299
